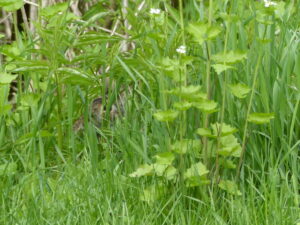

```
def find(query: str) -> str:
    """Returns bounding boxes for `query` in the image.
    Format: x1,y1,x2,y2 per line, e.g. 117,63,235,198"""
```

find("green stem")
203,0,213,165
236,52,263,180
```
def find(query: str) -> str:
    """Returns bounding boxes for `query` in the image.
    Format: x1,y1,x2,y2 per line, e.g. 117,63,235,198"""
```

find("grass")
0,0,299,224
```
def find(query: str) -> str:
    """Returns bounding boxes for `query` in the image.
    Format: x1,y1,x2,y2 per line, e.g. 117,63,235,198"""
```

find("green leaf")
219,159,236,169
229,83,251,99
0,104,12,116
196,128,214,138
140,184,166,203
41,3,69,18
211,123,238,137
170,139,201,154
153,164,168,176
154,152,175,165
192,99,218,113
218,180,241,196
184,162,209,179
0,162,17,176
248,113,275,124
164,166,177,180
173,101,192,111
129,164,153,178
212,64,235,74
1,0,24,12
185,176,210,187
212,51,247,64
187,23,221,45
218,135,242,157
20,94,40,107
153,110,179,122
166,85,206,101
0,72,17,84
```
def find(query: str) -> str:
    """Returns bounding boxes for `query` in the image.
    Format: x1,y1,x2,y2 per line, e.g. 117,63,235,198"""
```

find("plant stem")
236,52,263,180
203,0,213,165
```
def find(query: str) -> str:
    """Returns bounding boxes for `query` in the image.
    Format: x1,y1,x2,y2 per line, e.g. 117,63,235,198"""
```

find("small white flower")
176,45,186,54
264,0,277,7
150,8,161,15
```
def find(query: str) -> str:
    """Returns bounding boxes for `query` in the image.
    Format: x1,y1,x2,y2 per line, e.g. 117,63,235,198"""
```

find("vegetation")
0,0,299,224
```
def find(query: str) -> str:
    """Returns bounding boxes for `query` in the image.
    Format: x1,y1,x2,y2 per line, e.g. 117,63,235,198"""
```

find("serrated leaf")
166,85,206,101
219,159,236,169
211,123,238,137
164,166,177,180
0,73,17,84
153,164,168,176
229,83,251,99
218,135,242,157
248,113,274,124
187,23,221,45
129,164,153,178
154,152,175,165
173,101,192,111
192,99,218,113
212,64,235,74
212,51,247,64
153,110,179,122
185,176,210,187
184,162,209,179
140,184,166,203
170,139,201,154
218,180,241,196
196,128,214,138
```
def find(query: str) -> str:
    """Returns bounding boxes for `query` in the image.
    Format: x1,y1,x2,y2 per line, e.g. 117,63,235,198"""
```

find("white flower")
176,45,186,54
264,0,277,7
150,8,161,15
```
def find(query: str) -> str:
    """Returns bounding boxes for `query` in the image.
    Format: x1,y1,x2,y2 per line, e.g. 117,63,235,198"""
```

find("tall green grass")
0,0,299,224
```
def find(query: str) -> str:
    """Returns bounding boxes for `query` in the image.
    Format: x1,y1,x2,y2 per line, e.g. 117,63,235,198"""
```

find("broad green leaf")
229,83,251,99
153,164,168,176
164,166,177,180
211,123,238,137
212,51,247,64
153,110,179,122
218,135,242,157
173,101,192,111
0,73,17,84
140,184,166,203
196,128,214,138
20,94,40,107
184,162,209,179
212,64,235,74
185,176,210,187
0,162,17,176
170,139,201,154
0,34,5,39
154,152,175,165
192,99,218,113
166,85,206,101
218,180,241,196
248,113,275,124
187,23,221,45
129,164,153,178
1,0,24,11
0,104,12,116
161,57,180,71
219,159,236,169
41,3,68,18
